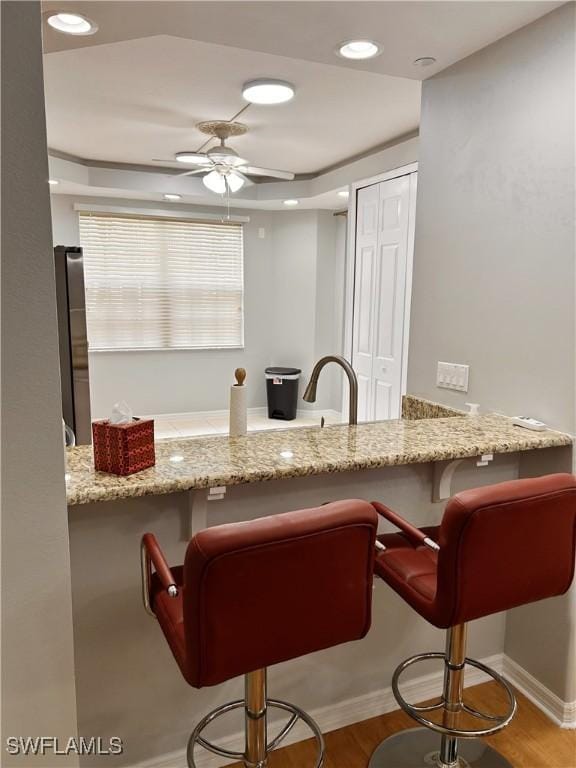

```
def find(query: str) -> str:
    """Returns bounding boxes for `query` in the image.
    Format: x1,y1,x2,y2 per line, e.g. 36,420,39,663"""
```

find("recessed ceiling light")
169,455,185,463
414,57,437,68
337,40,381,60
242,79,295,105
163,193,182,201
46,12,97,36
283,199,299,207
175,152,211,165
338,189,349,199
48,179,59,186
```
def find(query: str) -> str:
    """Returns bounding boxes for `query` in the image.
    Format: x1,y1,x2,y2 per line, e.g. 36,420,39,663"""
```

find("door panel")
375,244,399,360
352,183,379,419
374,380,393,421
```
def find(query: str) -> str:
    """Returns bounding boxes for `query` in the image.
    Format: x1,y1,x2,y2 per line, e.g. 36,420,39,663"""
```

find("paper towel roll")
229,383,247,437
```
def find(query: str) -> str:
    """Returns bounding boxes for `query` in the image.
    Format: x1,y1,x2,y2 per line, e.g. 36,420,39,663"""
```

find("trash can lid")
265,366,302,376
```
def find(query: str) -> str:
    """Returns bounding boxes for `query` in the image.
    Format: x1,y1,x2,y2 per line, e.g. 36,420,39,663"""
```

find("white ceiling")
42,1,562,80
43,35,421,173
42,0,562,203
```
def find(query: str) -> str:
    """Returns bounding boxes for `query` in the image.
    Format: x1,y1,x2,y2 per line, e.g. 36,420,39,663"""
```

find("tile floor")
147,408,344,439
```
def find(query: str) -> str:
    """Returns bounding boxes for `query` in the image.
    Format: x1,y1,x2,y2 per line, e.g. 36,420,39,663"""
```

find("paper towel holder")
234,368,246,386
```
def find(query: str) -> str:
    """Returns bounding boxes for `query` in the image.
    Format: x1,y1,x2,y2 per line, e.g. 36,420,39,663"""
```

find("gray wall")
408,4,575,434
408,4,575,701
51,197,344,417
1,3,79,764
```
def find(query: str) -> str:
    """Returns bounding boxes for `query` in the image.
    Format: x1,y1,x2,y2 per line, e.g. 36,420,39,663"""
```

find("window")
79,212,244,351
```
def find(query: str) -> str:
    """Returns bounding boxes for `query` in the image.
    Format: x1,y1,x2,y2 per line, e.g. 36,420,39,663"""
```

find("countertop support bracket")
432,459,464,503
432,454,495,502
182,487,227,541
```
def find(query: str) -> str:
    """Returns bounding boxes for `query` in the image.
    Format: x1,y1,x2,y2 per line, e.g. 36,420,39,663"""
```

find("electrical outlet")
437,361,470,392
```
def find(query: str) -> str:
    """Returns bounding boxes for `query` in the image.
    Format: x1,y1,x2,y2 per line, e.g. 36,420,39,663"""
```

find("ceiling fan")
165,120,295,194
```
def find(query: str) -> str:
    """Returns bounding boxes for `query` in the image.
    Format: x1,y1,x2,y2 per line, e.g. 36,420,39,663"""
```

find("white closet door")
352,174,412,421
352,183,379,422
373,175,411,419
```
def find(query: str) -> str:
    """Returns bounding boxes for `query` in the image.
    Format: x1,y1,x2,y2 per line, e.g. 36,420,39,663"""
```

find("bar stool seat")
141,500,378,768
370,473,576,768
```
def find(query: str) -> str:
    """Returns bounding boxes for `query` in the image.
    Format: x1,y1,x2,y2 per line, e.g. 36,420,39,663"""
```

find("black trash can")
265,367,302,420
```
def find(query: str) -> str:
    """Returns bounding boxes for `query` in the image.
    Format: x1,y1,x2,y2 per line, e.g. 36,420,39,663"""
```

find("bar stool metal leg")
245,669,268,768
439,624,467,768
186,668,325,768
368,622,515,768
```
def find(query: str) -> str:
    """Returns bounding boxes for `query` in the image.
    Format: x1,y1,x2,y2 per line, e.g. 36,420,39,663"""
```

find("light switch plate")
437,361,470,392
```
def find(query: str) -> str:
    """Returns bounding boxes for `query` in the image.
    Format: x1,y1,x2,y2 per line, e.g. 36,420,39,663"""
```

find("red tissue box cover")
92,418,155,476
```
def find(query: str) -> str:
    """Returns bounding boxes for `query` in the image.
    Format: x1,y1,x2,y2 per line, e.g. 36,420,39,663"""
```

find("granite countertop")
66,413,572,505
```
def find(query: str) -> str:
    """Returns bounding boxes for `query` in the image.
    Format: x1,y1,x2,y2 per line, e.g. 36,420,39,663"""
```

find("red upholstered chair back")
182,500,378,687
436,474,576,626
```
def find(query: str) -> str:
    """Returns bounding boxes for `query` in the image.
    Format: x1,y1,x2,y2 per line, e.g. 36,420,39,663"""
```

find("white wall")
1,2,79,764
408,4,575,701
51,196,344,418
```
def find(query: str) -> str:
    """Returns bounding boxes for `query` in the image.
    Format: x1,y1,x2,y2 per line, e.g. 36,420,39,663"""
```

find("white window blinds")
79,213,244,351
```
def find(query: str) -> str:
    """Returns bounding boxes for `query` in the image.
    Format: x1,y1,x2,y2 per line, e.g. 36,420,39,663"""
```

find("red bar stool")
141,500,378,768
370,473,576,768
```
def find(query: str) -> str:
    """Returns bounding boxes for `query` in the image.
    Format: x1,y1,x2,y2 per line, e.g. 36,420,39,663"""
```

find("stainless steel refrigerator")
54,245,92,445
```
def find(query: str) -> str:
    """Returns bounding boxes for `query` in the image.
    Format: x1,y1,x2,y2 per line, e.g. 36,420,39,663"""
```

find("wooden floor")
230,683,576,767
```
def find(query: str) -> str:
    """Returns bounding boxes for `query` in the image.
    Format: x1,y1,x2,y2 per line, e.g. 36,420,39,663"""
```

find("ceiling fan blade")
171,168,209,178
239,166,295,181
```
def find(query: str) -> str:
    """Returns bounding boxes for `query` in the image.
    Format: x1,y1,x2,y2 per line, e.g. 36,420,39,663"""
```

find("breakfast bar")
64,403,572,766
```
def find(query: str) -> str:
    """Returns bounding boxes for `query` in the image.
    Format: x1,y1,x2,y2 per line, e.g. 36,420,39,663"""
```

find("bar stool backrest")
436,473,576,626
182,500,378,687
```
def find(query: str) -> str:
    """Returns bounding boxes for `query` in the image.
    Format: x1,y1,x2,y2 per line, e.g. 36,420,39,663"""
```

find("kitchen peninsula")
65,401,572,767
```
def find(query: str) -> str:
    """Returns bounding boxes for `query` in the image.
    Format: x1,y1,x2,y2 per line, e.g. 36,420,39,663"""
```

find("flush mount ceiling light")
46,12,97,35
163,193,182,201
337,40,381,60
414,57,437,68
242,79,295,105
48,179,59,186
283,199,299,207
338,189,350,199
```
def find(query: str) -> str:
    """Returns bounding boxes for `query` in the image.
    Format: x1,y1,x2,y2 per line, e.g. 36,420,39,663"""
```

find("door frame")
343,162,418,415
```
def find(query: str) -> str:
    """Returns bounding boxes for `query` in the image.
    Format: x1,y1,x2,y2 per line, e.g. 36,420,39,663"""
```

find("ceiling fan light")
226,173,245,193
175,152,211,165
203,170,227,194
242,79,295,105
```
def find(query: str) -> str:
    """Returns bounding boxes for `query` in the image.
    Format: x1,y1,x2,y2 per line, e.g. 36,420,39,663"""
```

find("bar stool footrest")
392,653,517,738
187,697,325,768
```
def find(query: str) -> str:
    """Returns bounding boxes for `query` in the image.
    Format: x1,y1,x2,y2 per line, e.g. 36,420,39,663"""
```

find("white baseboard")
502,655,576,730
129,653,502,768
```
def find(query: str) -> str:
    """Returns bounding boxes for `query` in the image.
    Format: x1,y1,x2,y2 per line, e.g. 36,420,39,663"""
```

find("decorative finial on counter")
234,368,246,387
